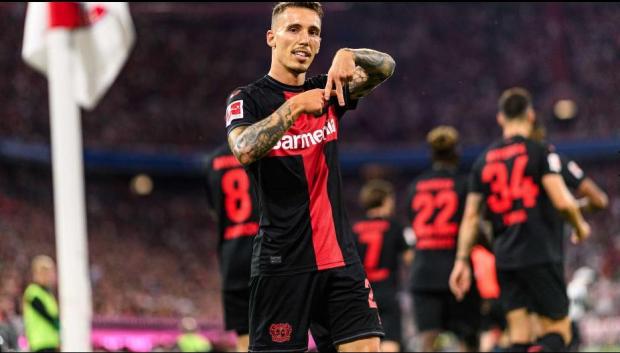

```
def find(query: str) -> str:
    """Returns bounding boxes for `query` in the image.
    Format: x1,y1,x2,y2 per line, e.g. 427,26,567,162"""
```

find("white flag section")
21,3,135,352
22,2,135,110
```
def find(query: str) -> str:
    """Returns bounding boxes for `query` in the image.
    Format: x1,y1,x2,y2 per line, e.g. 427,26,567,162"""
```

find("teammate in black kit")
225,2,395,352
407,126,481,352
531,122,609,213
449,88,591,352
204,143,260,352
352,180,413,352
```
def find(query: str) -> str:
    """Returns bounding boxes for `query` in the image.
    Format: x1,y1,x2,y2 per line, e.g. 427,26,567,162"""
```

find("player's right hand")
571,220,591,244
449,259,472,302
292,88,335,116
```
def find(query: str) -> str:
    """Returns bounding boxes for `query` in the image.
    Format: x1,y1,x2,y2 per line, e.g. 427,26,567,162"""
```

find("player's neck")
268,64,306,86
367,206,390,219
503,121,532,140
432,161,457,171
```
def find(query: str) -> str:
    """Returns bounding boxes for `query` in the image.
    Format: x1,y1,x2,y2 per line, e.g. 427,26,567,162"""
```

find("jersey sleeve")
306,74,358,118
393,221,410,253
225,88,260,136
540,143,562,176
560,155,586,190
468,155,486,194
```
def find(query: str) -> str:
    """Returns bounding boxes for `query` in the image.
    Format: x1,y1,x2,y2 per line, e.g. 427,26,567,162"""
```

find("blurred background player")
176,317,213,352
531,121,608,350
0,292,18,352
23,255,60,352
471,243,508,352
450,88,591,352
531,121,609,214
204,143,260,352
566,266,596,352
353,179,413,352
407,126,481,352
225,2,395,351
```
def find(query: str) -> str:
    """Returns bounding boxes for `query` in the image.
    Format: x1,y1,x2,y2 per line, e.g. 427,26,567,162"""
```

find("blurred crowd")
0,166,221,323
0,3,619,150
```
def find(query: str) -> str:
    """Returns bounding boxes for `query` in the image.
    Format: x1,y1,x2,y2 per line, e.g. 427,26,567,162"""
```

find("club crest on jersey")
269,323,292,343
226,100,243,127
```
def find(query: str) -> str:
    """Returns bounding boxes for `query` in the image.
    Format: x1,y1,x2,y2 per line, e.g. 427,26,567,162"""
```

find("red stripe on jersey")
270,91,344,270
471,245,500,299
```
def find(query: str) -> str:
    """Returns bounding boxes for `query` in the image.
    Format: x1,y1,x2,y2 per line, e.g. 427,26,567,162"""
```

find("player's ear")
497,112,505,128
267,29,275,48
527,108,536,124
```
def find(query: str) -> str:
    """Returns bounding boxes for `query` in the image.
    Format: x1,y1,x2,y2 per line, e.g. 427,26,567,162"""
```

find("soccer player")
353,179,414,352
407,126,480,352
225,2,395,351
531,122,609,213
449,88,591,352
204,143,260,352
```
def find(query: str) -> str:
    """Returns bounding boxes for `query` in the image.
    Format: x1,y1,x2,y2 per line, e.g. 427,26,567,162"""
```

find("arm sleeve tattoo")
345,48,396,99
228,101,297,165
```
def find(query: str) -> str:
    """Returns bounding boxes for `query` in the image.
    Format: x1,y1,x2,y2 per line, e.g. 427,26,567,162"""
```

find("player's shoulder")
226,76,272,102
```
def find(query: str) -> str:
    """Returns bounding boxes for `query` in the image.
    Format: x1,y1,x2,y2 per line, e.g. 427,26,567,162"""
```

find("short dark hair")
498,87,532,120
427,125,459,163
359,179,393,211
272,2,324,24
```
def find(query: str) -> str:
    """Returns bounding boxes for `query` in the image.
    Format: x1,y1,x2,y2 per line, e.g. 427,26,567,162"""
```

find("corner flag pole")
47,5,93,352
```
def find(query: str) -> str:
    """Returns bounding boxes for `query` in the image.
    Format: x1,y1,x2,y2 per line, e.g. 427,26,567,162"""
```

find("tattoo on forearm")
347,48,396,98
233,102,295,165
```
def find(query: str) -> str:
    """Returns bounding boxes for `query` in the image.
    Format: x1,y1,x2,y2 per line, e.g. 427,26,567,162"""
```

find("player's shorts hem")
234,328,249,336
332,330,385,346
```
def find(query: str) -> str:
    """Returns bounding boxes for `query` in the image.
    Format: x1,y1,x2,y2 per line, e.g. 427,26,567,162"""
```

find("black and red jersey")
352,216,409,290
470,135,565,270
205,144,260,290
407,167,468,290
560,155,586,190
225,75,360,276
546,144,587,190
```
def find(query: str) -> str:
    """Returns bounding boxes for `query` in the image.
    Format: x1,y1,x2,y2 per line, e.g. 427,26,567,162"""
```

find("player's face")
268,7,322,74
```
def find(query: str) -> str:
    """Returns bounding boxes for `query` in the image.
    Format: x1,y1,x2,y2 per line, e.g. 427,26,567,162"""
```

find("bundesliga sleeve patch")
226,100,244,127
548,153,562,173
568,161,584,179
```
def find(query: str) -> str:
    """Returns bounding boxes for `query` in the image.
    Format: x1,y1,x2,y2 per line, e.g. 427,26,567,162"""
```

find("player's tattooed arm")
324,48,395,105
345,48,395,99
228,102,297,166
228,89,327,165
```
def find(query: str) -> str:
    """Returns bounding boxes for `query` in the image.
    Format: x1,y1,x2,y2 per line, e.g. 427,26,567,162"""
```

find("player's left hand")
324,49,356,106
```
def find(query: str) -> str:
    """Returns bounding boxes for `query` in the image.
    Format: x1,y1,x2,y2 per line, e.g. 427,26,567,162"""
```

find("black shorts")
374,288,402,343
248,263,384,352
497,263,568,320
480,298,507,332
223,287,250,335
412,288,481,343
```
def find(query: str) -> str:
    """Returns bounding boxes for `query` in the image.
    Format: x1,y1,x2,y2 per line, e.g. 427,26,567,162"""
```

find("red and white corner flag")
21,3,135,352
22,2,135,110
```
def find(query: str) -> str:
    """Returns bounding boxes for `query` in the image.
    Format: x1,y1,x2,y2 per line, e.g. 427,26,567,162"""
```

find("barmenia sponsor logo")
273,119,337,151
